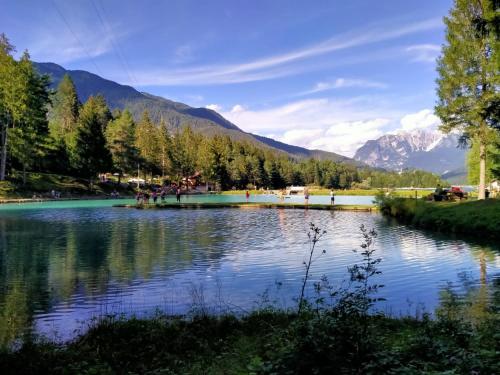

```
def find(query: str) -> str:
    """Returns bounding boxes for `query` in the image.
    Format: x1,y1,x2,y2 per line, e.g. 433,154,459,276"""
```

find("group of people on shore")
136,185,182,205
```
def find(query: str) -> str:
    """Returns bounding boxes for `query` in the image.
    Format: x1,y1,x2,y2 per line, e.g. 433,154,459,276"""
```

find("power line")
92,0,137,85
50,0,104,76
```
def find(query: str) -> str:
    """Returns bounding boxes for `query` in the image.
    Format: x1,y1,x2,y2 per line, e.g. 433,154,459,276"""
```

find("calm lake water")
0,195,499,344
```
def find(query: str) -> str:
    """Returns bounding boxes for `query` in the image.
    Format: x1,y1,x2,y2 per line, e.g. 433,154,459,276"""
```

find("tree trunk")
0,127,7,181
478,138,486,200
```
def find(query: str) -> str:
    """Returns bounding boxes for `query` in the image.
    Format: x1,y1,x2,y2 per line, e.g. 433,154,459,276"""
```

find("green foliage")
48,74,79,145
436,0,500,198
467,130,500,184
105,109,138,179
0,34,51,182
71,96,112,182
378,196,500,239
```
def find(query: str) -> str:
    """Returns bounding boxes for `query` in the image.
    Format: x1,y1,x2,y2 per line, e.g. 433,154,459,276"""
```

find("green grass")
0,171,134,200
1,307,498,374
378,197,500,238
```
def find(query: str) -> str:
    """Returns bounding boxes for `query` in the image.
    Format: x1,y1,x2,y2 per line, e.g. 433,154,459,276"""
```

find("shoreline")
0,196,134,205
114,202,377,211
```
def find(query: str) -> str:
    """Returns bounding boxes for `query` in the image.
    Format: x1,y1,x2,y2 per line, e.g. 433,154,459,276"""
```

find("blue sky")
1,0,452,156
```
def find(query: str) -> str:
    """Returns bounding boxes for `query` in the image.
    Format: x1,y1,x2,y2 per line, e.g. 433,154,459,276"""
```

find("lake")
0,195,499,344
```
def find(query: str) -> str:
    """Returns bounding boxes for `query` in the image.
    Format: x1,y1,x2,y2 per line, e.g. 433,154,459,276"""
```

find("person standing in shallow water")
245,190,250,201
176,188,181,203
330,189,335,205
304,188,309,205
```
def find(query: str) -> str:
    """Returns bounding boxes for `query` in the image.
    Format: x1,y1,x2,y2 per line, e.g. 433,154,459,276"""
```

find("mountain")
34,62,353,163
353,130,467,177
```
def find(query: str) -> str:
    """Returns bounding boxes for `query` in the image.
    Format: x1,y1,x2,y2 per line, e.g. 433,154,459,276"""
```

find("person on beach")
160,188,166,202
144,192,150,204
136,191,142,205
152,190,158,204
176,188,181,203
330,189,335,205
304,188,309,205
245,190,250,201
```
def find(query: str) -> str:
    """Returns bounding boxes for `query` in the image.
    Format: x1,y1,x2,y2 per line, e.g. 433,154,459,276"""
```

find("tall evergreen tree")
49,74,79,145
8,51,51,184
71,96,112,187
105,109,138,182
135,110,160,178
0,34,23,180
436,0,500,199
157,118,171,178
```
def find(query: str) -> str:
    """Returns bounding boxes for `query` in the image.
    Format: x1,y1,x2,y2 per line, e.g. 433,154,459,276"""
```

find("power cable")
92,0,137,85
51,0,104,76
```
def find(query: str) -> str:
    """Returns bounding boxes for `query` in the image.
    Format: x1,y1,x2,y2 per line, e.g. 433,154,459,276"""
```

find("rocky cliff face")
354,130,466,175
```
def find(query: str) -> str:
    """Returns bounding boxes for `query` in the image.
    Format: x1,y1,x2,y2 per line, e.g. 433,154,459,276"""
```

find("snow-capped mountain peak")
353,129,465,175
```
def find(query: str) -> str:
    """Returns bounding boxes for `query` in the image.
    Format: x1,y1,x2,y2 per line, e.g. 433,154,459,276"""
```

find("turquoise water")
0,193,374,211
0,196,499,343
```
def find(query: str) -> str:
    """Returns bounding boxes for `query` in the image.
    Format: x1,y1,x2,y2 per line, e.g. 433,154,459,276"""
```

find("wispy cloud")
405,44,441,63
297,78,388,96
24,1,130,66
173,44,195,63
127,17,442,86
28,29,116,64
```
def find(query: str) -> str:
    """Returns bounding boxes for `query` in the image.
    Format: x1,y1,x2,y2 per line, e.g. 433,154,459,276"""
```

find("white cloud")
405,44,441,63
400,109,441,131
230,104,246,113
127,18,441,86
206,104,222,112
221,97,397,156
298,78,387,96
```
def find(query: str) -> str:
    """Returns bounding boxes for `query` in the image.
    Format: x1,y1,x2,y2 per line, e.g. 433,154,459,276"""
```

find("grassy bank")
378,196,500,239
0,171,134,200
222,189,433,197
1,303,498,374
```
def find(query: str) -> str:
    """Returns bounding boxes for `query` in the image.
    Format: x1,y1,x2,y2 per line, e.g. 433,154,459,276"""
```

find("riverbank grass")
1,306,498,374
0,172,134,200
378,197,500,238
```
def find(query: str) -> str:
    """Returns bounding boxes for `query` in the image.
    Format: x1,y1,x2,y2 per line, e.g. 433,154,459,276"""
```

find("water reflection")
0,206,499,345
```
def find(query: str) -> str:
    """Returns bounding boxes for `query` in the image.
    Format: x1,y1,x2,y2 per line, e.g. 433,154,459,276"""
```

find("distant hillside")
35,62,353,164
354,130,466,178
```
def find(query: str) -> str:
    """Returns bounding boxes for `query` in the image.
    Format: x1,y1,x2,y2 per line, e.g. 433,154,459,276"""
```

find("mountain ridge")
34,62,354,164
353,129,467,179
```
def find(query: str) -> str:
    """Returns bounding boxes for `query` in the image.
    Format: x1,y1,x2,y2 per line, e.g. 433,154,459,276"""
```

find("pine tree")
436,0,500,199
49,74,79,145
8,51,51,184
105,109,138,182
0,34,23,181
135,110,160,178
158,118,171,178
71,96,112,187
